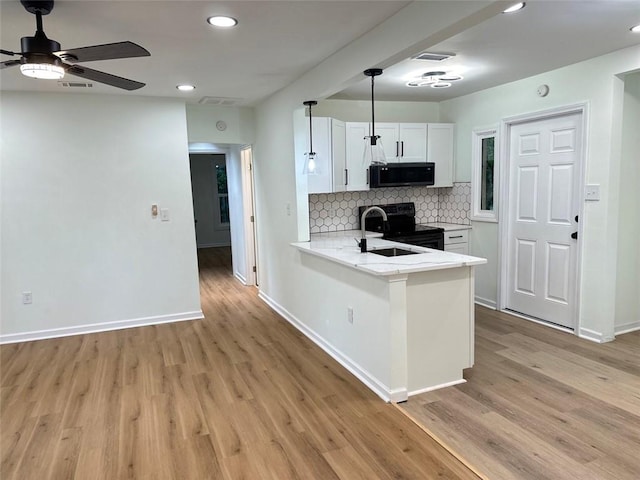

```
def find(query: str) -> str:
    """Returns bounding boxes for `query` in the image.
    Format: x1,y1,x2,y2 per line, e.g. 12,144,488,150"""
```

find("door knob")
571,231,578,240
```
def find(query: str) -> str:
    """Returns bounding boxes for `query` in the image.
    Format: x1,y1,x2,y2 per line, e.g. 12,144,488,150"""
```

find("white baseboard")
615,320,640,335
474,296,497,309
578,327,615,344
408,379,466,398
258,290,402,403
0,310,204,345
234,271,248,286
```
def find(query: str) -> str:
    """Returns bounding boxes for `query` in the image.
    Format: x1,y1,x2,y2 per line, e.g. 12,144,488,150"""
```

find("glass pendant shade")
303,151,320,175
303,100,320,175
362,68,386,167
362,135,386,167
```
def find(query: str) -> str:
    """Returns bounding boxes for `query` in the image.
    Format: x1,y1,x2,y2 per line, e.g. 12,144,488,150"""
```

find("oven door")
389,234,444,250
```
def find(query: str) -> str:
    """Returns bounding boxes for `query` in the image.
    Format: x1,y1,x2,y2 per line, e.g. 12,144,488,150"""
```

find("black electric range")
358,202,444,250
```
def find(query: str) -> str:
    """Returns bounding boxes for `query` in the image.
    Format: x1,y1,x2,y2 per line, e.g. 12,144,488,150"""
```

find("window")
471,127,499,222
216,164,230,225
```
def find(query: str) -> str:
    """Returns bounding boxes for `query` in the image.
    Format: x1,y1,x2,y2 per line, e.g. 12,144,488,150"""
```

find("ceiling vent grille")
58,81,93,88
412,52,455,62
198,96,242,106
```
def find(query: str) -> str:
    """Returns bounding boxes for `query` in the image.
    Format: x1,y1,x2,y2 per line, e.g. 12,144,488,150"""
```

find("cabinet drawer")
444,230,468,245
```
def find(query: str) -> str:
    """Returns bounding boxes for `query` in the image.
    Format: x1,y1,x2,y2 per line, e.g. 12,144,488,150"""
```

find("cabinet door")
445,243,468,255
307,117,333,194
375,123,400,162
427,123,454,187
345,122,370,191
331,119,346,192
398,123,427,163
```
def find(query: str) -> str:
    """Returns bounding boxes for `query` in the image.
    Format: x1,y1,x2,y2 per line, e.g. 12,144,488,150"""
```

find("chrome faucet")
359,206,388,253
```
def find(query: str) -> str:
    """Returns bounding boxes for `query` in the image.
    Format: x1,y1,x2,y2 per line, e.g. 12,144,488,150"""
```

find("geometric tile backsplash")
309,182,471,233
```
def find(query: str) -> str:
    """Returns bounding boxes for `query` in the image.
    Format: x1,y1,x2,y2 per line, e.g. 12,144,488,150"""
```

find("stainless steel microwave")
369,162,435,188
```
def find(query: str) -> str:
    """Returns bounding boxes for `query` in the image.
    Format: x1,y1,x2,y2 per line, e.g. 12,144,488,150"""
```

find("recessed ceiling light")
176,84,196,92
503,2,525,14
207,16,238,28
631,24,640,33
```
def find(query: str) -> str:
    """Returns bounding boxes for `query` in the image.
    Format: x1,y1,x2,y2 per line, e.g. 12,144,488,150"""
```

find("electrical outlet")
347,307,354,324
286,203,291,216
22,291,32,304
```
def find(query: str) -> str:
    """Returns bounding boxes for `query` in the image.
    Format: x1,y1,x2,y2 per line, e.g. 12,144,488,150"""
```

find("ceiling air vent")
198,96,242,106
58,81,93,88
412,52,455,62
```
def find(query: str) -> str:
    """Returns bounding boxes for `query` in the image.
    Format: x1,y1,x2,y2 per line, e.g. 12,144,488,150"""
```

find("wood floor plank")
400,306,640,480
0,247,481,479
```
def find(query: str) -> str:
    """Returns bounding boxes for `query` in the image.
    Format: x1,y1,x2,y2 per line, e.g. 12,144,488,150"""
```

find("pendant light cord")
308,103,313,153
370,74,375,139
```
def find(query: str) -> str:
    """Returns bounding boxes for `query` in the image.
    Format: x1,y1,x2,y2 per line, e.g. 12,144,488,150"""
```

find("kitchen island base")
286,241,479,403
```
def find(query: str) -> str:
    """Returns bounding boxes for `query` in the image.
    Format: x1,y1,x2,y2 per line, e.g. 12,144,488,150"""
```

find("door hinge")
252,266,257,273
250,215,254,222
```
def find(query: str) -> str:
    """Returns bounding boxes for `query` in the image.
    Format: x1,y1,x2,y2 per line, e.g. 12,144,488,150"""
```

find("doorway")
500,106,585,330
189,154,231,248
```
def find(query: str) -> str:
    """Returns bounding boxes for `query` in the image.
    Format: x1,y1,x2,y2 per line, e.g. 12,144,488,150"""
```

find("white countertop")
292,230,486,277
424,222,472,231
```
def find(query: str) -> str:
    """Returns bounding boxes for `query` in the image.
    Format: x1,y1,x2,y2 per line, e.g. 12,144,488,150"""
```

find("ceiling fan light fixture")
503,2,525,14
631,24,640,33
20,62,64,79
207,16,238,28
431,82,452,89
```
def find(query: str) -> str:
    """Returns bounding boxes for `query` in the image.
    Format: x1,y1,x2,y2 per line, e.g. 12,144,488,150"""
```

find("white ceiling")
334,0,640,102
1,1,639,106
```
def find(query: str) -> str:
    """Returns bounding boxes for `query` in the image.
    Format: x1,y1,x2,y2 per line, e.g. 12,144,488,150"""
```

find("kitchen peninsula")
290,232,486,403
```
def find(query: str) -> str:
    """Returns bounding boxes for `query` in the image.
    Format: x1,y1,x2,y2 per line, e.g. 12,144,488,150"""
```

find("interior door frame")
241,145,259,287
497,102,589,334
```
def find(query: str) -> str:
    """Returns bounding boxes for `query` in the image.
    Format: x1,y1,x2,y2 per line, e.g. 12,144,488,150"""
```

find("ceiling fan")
0,0,150,90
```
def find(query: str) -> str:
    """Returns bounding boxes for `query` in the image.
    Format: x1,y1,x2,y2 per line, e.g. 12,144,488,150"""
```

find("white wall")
312,99,440,123
189,154,231,247
615,72,640,333
439,45,640,339
0,93,202,341
186,104,255,145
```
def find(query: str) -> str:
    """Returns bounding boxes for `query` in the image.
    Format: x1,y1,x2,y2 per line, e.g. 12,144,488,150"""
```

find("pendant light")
362,68,386,167
303,100,320,175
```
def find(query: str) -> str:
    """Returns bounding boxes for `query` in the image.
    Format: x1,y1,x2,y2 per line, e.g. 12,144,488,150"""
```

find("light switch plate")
585,184,600,201
160,208,170,221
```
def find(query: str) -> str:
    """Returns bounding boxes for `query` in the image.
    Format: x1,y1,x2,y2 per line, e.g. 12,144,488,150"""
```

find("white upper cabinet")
307,117,346,194
376,123,428,163
345,122,370,191
427,123,454,187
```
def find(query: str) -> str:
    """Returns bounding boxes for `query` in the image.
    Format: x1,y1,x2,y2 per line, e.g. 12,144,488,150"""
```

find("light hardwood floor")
400,307,640,480
1,247,478,480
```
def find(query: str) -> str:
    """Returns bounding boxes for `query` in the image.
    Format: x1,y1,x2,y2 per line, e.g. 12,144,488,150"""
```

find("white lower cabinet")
444,229,469,255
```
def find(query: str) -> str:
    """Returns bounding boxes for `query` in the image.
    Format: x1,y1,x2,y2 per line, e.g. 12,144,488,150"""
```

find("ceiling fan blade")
55,41,150,63
1,59,22,69
65,64,145,91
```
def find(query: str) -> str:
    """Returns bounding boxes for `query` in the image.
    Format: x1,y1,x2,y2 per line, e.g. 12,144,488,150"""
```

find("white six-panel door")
506,113,581,329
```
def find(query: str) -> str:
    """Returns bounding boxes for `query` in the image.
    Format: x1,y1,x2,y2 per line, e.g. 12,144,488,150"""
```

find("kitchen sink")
369,247,419,257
